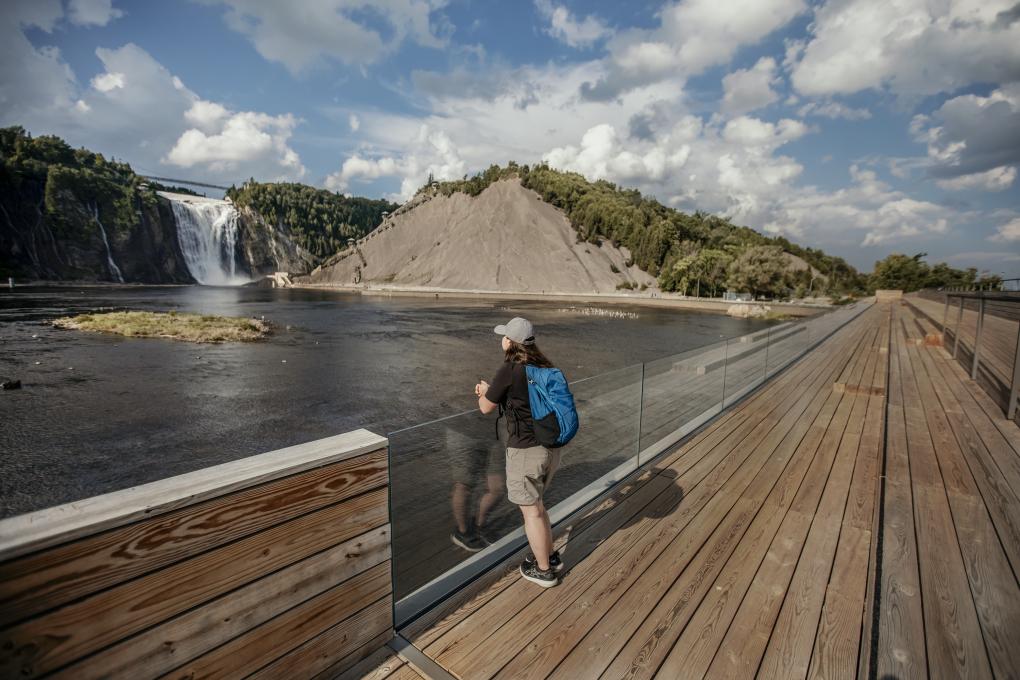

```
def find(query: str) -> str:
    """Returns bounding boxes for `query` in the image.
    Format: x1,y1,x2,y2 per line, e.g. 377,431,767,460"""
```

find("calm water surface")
0,285,775,517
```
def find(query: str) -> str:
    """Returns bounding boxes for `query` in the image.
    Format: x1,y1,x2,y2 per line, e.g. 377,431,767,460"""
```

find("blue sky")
2,0,1018,274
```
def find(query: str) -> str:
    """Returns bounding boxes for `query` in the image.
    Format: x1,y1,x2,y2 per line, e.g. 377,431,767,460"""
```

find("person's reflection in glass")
447,424,505,552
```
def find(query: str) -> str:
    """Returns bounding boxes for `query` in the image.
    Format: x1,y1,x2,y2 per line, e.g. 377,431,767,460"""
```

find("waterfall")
92,204,124,283
161,193,249,286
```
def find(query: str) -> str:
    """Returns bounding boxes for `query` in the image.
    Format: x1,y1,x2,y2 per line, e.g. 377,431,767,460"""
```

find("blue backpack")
525,366,579,448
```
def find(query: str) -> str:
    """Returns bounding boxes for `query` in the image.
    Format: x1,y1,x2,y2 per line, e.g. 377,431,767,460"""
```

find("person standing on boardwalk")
475,317,564,587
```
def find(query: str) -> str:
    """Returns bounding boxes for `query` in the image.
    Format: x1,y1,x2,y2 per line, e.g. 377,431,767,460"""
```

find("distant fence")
0,430,391,679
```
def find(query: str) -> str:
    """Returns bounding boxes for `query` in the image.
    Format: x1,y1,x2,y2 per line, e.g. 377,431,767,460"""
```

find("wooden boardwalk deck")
388,300,1020,680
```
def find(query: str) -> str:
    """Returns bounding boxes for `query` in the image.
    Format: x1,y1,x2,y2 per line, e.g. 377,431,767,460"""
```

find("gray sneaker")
451,529,485,552
520,562,558,587
523,550,563,573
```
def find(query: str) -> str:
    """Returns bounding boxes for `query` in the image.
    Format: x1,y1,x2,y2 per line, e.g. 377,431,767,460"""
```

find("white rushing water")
92,204,124,283
160,193,249,286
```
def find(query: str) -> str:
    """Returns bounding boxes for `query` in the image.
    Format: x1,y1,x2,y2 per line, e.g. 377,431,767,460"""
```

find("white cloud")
326,124,465,199
67,0,123,27
937,165,1016,191
991,217,1020,242
184,99,230,131
721,57,780,115
203,0,449,74
0,1,77,124
0,8,306,186
790,0,1020,97
581,0,805,101
911,85,1020,181
91,71,124,92
534,0,611,48
797,101,872,120
348,113,360,131
166,111,305,180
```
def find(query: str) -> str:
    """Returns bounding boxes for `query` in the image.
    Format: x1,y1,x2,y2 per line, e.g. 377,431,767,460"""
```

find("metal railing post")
636,362,645,458
953,296,964,359
1009,322,1020,420
971,297,986,380
763,328,771,380
942,295,950,333
721,340,730,408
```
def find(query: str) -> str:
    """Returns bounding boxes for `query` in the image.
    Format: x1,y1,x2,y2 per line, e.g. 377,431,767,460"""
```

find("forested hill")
226,182,397,261
427,163,866,296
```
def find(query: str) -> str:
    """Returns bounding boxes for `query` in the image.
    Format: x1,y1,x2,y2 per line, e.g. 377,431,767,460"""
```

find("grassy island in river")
52,311,270,343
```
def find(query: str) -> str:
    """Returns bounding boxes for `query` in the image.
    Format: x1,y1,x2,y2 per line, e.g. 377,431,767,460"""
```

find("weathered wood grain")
0,488,387,678
0,431,387,561
0,449,387,629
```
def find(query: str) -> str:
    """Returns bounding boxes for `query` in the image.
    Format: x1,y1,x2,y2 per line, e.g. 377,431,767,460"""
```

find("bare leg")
476,473,504,529
519,500,551,571
451,482,470,534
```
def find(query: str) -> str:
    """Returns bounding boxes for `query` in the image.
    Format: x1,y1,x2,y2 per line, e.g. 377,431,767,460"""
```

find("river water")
0,285,775,518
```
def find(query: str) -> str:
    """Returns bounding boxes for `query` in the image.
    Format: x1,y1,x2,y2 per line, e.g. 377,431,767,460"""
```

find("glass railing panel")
638,339,727,463
388,362,642,614
721,327,771,407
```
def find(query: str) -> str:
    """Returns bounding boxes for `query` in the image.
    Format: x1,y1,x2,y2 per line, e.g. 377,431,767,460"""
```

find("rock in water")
727,303,771,318
2,378,22,390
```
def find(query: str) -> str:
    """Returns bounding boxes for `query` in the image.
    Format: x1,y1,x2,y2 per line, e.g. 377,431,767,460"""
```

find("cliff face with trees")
226,182,397,262
0,128,395,282
0,126,194,282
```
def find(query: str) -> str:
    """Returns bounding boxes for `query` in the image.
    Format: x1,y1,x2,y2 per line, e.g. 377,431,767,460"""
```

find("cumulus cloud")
765,165,950,247
790,0,1020,97
67,0,123,27
911,85,1020,183
0,5,306,185
936,166,1016,191
0,1,77,124
166,111,305,179
534,0,611,48
797,101,872,120
202,0,449,74
581,0,805,101
991,217,1020,242
326,124,465,199
721,57,780,116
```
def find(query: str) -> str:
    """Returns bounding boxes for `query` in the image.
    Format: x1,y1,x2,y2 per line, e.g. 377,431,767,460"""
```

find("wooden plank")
50,525,390,680
328,640,405,680
702,352,877,679
912,485,993,679
0,488,388,678
0,449,387,629
0,431,388,561
541,320,875,680
658,382,859,680
246,597,393,680
594,378,851,680
161,565,390,680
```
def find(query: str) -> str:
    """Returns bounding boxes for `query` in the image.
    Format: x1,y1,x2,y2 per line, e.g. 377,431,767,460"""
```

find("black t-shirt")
485,361,540,448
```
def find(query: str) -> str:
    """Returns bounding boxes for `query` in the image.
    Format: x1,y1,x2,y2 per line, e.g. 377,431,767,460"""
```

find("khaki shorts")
506,445,560,506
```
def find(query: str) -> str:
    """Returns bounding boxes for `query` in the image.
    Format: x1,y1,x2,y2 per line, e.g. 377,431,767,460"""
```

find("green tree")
726,246,790,298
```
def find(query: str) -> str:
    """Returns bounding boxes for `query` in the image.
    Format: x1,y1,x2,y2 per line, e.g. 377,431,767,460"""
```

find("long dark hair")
504,340,554,367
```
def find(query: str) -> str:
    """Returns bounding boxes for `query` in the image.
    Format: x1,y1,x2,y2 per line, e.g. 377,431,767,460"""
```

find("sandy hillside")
298,179,656,293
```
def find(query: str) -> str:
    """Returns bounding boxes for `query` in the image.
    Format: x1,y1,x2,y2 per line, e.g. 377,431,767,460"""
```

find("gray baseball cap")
494,317,535,345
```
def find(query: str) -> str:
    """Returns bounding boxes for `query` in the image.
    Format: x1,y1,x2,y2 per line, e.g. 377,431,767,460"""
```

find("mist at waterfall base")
0,285,776,517
163,193,250,286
